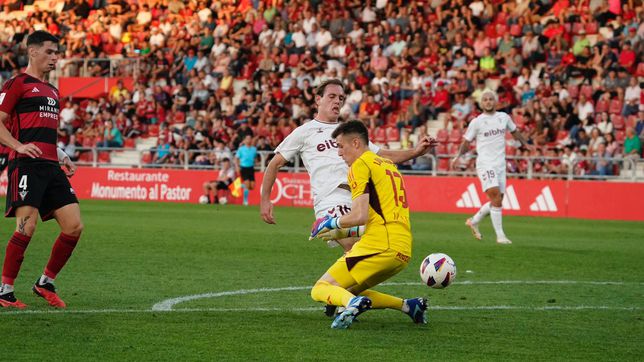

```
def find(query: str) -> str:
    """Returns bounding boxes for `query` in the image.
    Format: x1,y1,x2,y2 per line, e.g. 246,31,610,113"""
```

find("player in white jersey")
260,79,435,251
451,89,530,244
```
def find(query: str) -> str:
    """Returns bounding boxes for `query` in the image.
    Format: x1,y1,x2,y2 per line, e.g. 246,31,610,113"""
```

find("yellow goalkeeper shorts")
327,245,410,289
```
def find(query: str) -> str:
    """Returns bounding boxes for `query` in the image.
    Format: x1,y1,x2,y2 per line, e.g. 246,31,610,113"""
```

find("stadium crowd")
0,0,642,177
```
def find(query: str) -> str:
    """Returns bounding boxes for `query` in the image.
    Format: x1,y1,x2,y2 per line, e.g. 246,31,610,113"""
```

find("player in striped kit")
0,31,82,309
451,90,530,244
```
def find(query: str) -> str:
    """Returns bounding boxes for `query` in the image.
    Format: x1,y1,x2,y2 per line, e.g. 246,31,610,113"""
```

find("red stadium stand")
595,99,609,113
567,84,579,99
147,124,159,137
580,85,594,99
448,129,462,144
141,152,152,164
98,152,111,163
385,127,400,142
615,130,626,144
609,100,623,115
436,129,449,144
612,115,625,130
585,22,599,34
437,158,450,171
373,127,386,144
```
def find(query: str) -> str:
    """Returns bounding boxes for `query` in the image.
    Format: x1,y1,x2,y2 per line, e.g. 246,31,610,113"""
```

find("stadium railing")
72,147,643,182
52,58,142,85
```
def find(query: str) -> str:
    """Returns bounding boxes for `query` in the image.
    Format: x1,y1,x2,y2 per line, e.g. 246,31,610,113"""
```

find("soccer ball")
419,253,457,289
219,196,228,205
198,195,209,204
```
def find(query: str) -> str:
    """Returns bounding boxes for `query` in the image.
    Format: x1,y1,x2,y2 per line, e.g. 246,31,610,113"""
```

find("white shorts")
477,166,506,193
314,187,352,219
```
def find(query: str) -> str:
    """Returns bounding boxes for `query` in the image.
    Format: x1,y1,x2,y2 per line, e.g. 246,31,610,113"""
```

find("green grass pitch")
0,199,642,361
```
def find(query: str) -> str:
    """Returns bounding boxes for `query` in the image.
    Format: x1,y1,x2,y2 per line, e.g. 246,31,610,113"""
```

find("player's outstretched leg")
403,297,428,324
331,296,372,329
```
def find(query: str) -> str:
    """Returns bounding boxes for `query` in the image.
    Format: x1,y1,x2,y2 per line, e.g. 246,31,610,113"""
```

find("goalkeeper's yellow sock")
311,281,354,307
359,289,404,310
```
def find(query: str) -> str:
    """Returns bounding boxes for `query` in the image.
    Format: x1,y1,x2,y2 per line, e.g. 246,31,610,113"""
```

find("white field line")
1,280,641,315
152,280,644,311
1,305,641,316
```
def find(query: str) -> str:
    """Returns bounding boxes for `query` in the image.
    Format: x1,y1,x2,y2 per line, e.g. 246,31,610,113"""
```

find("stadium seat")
448,129,462,143
82,137,94,148
141,152,152,164
572,23,584,35
436,129,449,143
385,127,400,142
448,143,459,155
123,138,136,148
585,22,599,34
148,124,159,137
555,130,569,143
78,152,93,163
98,152,111,163
612,115,625,130
615,130,626,144
373,127,386,144
506,146,517,156
567,84,579,99
594,99,609,113
513,113,525,128
637,62,644,77
288,54,300,67
580,85,594,99
437,158,450,171
385,113,397,127
496,24,508,37
609,99,623,114
510,24,522,36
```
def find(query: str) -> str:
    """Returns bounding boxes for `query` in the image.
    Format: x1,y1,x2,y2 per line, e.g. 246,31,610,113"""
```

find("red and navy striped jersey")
0,73,59,162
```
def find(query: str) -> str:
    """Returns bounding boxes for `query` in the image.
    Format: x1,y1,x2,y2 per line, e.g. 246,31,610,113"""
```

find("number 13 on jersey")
385,169,408,208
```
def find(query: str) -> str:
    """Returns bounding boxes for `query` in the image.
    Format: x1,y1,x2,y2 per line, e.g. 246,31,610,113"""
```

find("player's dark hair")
27,30,59,46
332,120,369,145
315,79,345,97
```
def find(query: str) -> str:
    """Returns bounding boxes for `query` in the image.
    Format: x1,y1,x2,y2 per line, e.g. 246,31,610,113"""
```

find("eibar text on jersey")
483,128,506,137
316,139,338,152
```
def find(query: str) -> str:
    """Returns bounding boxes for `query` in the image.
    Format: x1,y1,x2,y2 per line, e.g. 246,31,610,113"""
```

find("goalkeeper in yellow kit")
309,120,427,329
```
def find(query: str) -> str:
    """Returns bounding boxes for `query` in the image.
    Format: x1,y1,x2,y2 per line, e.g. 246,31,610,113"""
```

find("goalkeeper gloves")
316,225,365,242
310,215,341,239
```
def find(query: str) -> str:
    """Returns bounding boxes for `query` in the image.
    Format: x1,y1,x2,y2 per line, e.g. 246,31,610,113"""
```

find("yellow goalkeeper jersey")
348,150,412,256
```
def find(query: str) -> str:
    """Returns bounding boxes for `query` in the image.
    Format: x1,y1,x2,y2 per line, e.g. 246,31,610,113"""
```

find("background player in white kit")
451,90,530,244
260,79,436,251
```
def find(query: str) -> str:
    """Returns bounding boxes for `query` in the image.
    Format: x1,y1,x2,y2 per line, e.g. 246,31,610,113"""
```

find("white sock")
39,275,54,285
490,206,506,239
0,283,14,294
401,300,410,313
472,202,491,224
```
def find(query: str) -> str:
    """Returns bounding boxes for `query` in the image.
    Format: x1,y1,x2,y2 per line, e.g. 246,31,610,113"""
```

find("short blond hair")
478,89,498,107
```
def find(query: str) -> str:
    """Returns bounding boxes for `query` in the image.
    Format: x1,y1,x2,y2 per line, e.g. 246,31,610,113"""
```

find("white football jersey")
463,111,516,169
275,119,380,207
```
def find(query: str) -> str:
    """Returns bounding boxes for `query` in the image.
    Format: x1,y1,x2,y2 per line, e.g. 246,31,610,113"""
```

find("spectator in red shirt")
433,82,451,113
618,41,636,73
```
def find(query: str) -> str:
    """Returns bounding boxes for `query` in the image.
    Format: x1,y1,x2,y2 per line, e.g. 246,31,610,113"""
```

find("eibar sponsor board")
0,168,641,221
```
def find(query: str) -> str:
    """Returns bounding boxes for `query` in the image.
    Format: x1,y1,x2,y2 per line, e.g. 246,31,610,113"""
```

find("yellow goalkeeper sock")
311,281,354,307
359,289,404,310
